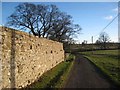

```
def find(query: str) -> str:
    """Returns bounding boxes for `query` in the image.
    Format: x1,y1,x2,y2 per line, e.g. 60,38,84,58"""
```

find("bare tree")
49,12,81,42
7,3,81,42
7,3,38,36
7,3,59,37
36,4,60,38
96,32,110,49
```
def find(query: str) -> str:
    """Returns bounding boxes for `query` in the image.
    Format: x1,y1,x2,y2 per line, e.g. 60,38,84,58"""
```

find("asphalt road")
63,53,117,88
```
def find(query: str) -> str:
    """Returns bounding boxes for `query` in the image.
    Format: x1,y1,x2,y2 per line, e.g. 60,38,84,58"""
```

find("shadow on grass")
21,60,73,89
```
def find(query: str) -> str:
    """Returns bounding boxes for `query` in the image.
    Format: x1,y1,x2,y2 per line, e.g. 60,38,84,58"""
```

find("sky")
1,0,120,2
1,2,118,44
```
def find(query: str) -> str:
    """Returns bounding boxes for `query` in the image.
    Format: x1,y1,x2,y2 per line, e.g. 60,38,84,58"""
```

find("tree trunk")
31,27,37,36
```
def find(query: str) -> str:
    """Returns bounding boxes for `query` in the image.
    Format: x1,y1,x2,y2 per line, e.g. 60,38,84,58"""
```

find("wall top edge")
0,26,63,45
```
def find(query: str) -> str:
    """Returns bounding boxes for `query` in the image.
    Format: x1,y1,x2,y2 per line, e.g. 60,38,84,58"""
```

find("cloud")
112,8,118,12
104,15,113,20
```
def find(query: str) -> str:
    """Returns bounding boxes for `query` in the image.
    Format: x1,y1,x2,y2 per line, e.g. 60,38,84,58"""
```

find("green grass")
80,50,120,86
65,53,75,62
54,54,75,88
29,54,74,88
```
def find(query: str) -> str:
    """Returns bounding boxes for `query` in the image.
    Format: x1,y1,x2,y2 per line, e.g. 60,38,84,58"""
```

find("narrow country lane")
63,53,117,88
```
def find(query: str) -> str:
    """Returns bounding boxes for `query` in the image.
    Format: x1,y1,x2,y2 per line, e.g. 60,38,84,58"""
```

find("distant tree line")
80,32,111,50
64,31,119,53
7,3,81,43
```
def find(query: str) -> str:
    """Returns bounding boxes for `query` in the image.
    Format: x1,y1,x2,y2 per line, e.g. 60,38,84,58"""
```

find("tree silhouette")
96,32,110,49
7,3,81,42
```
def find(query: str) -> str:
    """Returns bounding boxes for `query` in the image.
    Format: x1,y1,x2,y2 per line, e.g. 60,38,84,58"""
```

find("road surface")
63,53,117,88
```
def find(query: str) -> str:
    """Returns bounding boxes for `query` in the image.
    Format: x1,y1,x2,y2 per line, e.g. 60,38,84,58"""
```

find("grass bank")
80,50,120,87
27,54,75,88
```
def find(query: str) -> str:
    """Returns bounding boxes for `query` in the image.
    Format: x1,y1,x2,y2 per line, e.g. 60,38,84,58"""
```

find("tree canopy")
96,32,110,49
97,32,110,43
7,3,81,43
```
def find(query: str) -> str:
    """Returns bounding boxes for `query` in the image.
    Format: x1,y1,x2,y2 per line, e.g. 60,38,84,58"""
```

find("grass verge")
27,54,75,88
54,54,75,88
80,50,120,87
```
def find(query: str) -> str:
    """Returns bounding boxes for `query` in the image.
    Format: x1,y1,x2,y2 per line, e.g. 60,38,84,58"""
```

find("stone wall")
0,26,64,89
0,27,2,90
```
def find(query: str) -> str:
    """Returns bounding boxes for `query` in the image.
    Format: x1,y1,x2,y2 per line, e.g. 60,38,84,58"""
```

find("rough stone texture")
0,27,2,90
0,26,64,89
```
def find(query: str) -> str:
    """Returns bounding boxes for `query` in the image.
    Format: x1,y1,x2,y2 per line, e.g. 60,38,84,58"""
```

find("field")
80,50,120,86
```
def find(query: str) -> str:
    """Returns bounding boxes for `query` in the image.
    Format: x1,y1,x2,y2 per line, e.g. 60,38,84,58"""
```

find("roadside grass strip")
28,54,75,88
80,50,120,86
